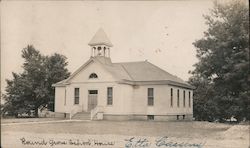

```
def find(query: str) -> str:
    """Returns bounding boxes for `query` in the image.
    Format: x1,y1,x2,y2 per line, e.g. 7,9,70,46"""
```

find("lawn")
1,117,63,124
1,119,249,148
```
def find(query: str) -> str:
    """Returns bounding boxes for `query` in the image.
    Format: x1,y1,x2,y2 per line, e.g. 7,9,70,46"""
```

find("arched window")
97,46,102,55
89,73,98,79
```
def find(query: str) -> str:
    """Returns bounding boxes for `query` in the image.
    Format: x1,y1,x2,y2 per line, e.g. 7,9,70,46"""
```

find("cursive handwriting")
93,139,115,146
20,137,115,147
20,136,204,148
20,137,48,146
155,136,204,148
124,136,205,148
68,139,91,146
125,137,151,148
49,139,67,146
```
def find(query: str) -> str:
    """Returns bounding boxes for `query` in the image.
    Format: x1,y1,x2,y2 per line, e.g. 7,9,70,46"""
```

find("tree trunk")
34,108,39,117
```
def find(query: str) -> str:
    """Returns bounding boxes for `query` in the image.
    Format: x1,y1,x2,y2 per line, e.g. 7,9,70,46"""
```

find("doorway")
88,90,98,112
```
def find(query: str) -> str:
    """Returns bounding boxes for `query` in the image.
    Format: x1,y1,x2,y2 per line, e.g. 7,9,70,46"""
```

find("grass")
1,117,63,124
1,119,249,148
2,120,230,138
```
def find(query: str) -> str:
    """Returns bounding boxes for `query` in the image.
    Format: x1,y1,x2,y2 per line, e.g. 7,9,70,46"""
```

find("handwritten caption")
20,137,115,147
20,136,205,148
125,136,204,148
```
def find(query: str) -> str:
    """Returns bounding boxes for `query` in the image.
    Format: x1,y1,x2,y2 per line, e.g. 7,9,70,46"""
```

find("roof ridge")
145,61,187,83
114,60,146,64
120,64,134,81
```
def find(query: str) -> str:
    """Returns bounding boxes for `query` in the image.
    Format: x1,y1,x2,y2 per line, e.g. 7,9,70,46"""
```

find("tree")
3,72,34,117
189,76,220,122
3,45,70,117
45,53,71,111
189,1,249,122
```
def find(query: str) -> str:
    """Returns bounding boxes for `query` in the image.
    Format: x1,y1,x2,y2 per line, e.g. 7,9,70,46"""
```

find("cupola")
88,28,113,57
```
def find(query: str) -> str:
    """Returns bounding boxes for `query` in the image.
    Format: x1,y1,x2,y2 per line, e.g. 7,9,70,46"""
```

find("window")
183,90,186,107
89,73,98,79
189,91,191,107
148,88,154,106
74,88,79,105
89,90,98,94
97,46,102,55
147,115,154,120
103,47,106,55
64,88,67,105
177,89,180,107
170,88,173,107
107,87,113,105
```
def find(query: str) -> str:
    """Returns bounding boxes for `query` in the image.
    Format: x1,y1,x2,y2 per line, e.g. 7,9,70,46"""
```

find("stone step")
72,116,90,120
72,112,91,120
73,116,90,119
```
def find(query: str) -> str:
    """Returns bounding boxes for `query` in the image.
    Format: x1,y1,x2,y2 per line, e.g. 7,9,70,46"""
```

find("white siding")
54,60,193,117
131,85,193,115
54,61,135,114
104,84,133,114
54,86,66,112
69,61,115,83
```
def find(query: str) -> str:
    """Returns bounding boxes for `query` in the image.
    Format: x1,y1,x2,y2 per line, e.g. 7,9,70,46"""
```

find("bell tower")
88,28,113,57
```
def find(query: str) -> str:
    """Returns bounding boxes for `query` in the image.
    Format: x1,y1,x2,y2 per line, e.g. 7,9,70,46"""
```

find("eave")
118,79,195,89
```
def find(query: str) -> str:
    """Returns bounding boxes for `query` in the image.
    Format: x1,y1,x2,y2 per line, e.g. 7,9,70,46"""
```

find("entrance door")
88,90,98,112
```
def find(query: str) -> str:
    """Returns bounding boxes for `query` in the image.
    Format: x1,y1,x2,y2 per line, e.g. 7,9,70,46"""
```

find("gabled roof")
114,61,186,82
53,56,194,89
88,28,113,47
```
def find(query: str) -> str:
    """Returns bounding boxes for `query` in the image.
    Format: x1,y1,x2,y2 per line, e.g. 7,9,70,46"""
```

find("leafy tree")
189,1,249,122
46,53,71,111
189,76,220,122
3,45,70,117
3,72,34,117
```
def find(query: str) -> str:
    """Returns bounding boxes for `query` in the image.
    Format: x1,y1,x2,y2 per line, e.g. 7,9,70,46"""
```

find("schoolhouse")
53,28,194,121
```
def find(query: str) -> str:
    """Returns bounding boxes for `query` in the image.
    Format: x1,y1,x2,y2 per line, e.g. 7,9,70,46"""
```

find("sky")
1,0,214,94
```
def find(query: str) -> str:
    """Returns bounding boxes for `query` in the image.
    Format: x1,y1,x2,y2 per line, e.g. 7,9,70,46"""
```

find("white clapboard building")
53,28,194,121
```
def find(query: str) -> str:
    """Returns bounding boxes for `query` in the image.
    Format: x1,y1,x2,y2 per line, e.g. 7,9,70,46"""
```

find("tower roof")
88,28,113,47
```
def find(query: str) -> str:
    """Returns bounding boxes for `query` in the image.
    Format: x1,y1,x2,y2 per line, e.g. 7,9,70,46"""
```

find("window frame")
177,89,180,107
64,88,67,106
74,88,80,105
183,90,186,107
189,91,191,108
107,87,113,105
147,115,154,120
170,88,173,107
148,88,154,106
89,73,98,79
